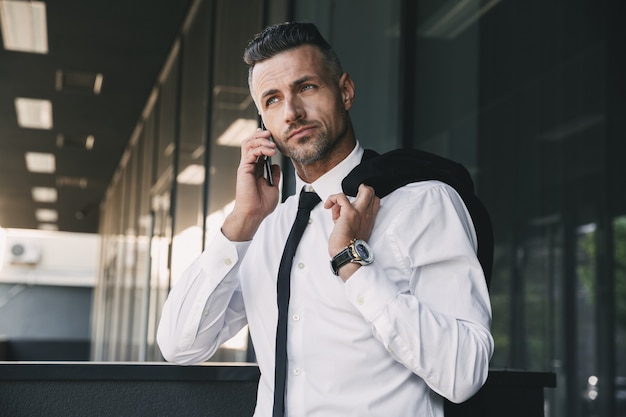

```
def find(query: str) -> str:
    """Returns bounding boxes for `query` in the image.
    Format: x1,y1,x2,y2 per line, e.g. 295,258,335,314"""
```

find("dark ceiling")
0,0,193,233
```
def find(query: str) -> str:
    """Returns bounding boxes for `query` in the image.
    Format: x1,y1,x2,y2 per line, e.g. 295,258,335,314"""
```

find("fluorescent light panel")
25,152,55,173
32,186,57,202
94,73,104,94
38,223,58,231
85,135,95,149
15,97,53,129
177,164,205,185
35,208,58,222
217,118,258,147
0,0,48,53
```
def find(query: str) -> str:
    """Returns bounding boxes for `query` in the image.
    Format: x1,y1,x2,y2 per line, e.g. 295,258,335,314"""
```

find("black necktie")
273,188,321,417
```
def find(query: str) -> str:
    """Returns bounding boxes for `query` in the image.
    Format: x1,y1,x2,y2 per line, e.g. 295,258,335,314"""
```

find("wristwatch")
330,239,373,275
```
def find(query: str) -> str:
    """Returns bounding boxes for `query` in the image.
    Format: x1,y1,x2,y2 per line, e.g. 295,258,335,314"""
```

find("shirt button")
292,314,300,321
357,296,365,305
308,218,313,225
292,369,302,376
224,258,232,266
297,262,305,269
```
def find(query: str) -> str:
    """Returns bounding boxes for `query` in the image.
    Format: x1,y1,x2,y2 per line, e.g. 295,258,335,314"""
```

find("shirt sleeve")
344,182,494,403
156,231,250,364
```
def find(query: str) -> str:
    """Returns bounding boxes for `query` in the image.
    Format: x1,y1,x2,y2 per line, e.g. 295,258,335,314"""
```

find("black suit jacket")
342,148,493,289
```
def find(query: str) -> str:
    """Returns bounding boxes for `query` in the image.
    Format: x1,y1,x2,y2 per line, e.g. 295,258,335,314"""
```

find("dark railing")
0,362,555,417
0,339,90,361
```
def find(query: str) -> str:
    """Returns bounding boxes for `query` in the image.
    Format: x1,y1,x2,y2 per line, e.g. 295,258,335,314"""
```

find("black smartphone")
259,118,274,186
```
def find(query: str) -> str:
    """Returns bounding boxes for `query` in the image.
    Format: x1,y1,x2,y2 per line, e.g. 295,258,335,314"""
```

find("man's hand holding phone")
221,125,279,242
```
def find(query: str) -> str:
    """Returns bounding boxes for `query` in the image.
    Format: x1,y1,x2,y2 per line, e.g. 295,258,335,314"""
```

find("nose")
283,94,304,123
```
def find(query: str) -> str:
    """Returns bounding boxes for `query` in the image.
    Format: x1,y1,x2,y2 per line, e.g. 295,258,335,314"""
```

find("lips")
287,124,316,141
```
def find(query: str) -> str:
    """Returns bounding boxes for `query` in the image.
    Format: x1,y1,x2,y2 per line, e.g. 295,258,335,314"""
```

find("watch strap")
330,247,354,275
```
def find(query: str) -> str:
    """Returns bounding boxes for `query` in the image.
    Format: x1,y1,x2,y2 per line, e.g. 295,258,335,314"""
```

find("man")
157,22,493,417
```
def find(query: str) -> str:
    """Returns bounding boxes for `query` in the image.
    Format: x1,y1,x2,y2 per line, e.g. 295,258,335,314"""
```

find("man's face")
251,45,354,164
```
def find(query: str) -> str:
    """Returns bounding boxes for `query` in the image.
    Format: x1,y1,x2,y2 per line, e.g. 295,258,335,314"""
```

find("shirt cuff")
198,230,251,274
344,263,398,322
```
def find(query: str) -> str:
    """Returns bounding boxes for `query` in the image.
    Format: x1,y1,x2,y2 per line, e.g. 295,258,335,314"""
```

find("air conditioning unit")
8,242,42,265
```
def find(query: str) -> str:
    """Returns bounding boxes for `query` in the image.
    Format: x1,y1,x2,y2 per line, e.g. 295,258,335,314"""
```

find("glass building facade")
91,0,626,416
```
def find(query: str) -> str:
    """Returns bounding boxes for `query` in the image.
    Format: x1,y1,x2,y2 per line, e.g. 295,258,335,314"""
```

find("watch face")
354,241,371,261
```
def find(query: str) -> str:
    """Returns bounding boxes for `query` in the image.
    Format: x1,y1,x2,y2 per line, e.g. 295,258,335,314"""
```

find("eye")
265,96,279,107
301,84,315,92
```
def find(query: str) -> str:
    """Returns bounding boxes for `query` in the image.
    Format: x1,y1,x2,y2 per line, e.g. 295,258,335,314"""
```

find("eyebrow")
260,88,279,102
291,75,316,88
259,75,319,102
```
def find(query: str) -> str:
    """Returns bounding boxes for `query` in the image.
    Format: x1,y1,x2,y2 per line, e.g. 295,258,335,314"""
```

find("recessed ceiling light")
15,97,53,129
56,133,95,150
32,187,57,202
56,176,87,188
38,223,58,231
25,152,55,173
0,0,48,54
216,118,258,147
55,69,104,95
35,208,58,222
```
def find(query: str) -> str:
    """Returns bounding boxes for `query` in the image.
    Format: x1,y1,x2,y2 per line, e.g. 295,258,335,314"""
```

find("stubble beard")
281,119,347,165
285,131,331,164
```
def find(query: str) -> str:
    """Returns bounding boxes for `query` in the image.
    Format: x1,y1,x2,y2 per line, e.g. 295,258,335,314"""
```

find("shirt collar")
295,142,364,203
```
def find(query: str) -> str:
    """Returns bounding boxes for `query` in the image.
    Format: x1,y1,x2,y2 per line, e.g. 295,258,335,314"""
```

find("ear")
339,73,355,111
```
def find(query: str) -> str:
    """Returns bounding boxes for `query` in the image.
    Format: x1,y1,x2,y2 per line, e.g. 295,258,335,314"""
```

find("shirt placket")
284,212,316,417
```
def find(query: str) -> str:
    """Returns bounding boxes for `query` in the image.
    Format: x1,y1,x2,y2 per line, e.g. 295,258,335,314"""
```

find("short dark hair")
243,22,343,89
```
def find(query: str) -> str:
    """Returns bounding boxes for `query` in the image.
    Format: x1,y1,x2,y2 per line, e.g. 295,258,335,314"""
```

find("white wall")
0,228,100,287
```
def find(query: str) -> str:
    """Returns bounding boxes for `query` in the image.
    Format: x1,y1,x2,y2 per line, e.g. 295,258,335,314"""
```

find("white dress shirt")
157,143,494,417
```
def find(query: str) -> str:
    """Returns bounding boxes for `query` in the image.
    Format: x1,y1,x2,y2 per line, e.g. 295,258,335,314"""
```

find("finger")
323,194,348,222
323,193,350,210
373,194,381,212
323,194,336,210
243,145,277,171
352,183,376,210
241,131,275,161
361,184,379,212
